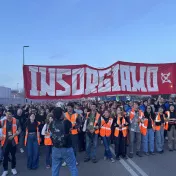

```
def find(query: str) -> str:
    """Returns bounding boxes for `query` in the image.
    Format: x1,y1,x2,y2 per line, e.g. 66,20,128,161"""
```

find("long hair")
116,106,125,117
144,105,155,119
26,113,38,127
45,113,53,124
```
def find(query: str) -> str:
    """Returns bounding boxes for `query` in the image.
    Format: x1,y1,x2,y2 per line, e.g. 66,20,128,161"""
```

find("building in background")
0,86,11,98
0,86,24,105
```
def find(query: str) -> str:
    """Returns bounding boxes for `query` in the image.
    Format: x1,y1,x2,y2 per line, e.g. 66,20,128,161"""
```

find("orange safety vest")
99,117,113,137
86,112,100,134
141,117,155,136
130,109,144,122
1,118,18,146
65,112,79,135
44,125,53,146
114,116,128,137
155,113,168,131
24,122,40,146
165,111,172,130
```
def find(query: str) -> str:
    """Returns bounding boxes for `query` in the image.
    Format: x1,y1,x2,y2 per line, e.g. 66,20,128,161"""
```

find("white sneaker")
1,171,8,176
76,161,79,166
110,158,115,163
11,169,17,175
104,156,107,160
20,148,24,153
62,162,67,167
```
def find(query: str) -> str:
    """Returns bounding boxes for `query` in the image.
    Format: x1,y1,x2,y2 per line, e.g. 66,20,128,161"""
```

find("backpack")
51,120,66,148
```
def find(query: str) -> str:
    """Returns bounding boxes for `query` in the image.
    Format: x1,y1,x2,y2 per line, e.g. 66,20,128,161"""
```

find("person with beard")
50,107,78,176
83,103,100,163
16,108,26,153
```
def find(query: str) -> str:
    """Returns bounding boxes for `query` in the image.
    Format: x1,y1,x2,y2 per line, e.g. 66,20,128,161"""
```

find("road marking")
127,159,149,176
110,145,149,176
110,146,139,176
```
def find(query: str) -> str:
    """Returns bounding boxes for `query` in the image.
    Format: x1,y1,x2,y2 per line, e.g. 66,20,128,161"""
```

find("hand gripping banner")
23,61,176,99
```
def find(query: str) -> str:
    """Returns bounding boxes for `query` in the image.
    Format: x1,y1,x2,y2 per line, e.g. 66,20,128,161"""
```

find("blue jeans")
142,129,154,153
85,133,98,159
155,127,164,152
52,147,78,176
26,134,39,169
102,136,112,159
19,131,25,149
0,146,3,160
46,145,52,166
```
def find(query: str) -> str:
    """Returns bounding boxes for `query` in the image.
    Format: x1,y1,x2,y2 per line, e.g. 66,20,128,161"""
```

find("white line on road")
110,146,139,176
127,159,149,176
110,146,149,176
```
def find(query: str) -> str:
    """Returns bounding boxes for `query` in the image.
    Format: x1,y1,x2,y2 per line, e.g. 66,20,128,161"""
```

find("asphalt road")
1,142,176,176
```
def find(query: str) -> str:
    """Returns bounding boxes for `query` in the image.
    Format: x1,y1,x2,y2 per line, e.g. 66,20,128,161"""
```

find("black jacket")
49,119,72,148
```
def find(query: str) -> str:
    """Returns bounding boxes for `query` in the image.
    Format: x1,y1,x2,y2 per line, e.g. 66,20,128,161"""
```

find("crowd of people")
0,95,176,176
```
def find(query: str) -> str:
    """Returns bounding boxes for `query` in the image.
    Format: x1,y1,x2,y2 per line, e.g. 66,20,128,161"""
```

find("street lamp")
23,46,29,65
23,46,29,103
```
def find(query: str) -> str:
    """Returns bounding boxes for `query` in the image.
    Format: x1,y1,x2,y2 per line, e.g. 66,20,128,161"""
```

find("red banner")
23,61,176,99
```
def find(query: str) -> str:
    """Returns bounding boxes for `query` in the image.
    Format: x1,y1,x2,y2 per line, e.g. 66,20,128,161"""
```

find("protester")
139,100,148,112
64,102,81,166
78,108,87,153
165,104,176,151
50,107,78,176
0,110,21,176
113,107,129,160
155,107,167,153
16,108,26,153
25,113,40,170
36,109,46,146
83,103,100,163
0,96,176,175
129,102,144,158
99,109,115,162
42,113,53,169
142,105,155,155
